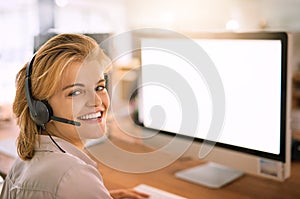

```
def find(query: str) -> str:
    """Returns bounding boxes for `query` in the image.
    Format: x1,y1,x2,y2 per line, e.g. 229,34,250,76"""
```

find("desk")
87,136,300,199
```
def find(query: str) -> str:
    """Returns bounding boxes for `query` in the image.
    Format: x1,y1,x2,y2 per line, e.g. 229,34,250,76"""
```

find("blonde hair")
13,34,110,160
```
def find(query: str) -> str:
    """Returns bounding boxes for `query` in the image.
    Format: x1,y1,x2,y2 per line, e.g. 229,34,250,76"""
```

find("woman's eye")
95,85,106,92
68,90,81,97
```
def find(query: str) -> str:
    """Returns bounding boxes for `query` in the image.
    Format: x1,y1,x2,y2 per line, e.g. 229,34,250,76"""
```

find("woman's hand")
109,189,150,199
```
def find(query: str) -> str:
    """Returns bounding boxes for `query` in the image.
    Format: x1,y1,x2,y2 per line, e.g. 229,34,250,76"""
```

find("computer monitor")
136,30,292,188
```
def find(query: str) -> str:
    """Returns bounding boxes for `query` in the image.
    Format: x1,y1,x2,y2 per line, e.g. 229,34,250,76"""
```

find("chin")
77,123,107,140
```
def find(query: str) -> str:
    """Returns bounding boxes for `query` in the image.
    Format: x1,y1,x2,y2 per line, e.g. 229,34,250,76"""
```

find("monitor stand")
175,162,243,189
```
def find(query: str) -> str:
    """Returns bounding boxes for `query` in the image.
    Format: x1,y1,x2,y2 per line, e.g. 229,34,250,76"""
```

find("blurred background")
0,0,300,105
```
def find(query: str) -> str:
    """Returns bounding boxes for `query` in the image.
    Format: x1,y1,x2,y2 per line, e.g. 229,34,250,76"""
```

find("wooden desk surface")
89,137,300,199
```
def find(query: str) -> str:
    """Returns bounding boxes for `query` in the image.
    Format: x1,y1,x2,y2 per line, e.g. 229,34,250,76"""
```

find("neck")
43,128,85,151
44,123,85,150
47,133,66,153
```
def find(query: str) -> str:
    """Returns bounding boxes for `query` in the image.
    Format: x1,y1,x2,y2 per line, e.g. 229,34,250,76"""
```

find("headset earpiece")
25,55,53,129
30,100,53,126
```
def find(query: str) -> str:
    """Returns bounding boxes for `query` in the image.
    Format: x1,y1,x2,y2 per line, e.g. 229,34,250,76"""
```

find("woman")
0,34,148,199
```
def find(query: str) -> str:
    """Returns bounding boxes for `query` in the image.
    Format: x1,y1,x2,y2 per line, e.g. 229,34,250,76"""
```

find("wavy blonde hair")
13,34,110,160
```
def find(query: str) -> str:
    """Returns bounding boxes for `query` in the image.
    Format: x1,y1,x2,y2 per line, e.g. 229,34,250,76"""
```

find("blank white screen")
140,38,282,155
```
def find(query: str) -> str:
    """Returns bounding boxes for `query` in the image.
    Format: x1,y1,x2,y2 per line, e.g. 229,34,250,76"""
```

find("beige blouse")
0,135,112,199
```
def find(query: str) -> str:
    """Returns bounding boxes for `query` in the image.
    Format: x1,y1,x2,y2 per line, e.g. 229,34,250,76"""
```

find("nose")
87,91,102,107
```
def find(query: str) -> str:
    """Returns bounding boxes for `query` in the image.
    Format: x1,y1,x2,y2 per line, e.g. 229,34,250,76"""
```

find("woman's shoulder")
34,151,99,177
13,152,98,185
4,151,110,198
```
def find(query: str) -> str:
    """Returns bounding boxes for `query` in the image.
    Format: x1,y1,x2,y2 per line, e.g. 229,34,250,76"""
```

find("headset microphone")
51,116,81,126
25,55,81,129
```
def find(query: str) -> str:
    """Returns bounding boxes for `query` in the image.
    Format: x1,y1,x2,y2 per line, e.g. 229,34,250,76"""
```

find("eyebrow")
97,79,106,84
62,79,106,91
62,83,84,91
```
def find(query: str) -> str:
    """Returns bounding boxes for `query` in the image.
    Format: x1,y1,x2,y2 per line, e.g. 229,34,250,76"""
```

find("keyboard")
134,184,187,199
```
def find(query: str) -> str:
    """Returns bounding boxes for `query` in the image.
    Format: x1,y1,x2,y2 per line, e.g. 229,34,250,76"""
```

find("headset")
25,55,81,130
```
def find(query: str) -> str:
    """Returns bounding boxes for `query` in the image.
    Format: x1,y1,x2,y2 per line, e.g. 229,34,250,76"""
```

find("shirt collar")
35,135,98,168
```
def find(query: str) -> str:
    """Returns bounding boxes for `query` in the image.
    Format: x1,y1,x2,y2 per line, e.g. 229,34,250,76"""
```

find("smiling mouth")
78,111,102,120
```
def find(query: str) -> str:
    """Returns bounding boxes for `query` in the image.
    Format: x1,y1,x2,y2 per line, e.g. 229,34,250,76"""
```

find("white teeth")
79,112,102,120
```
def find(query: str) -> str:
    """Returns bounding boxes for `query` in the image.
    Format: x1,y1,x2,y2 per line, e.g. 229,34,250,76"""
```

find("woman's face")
46,60,110,147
